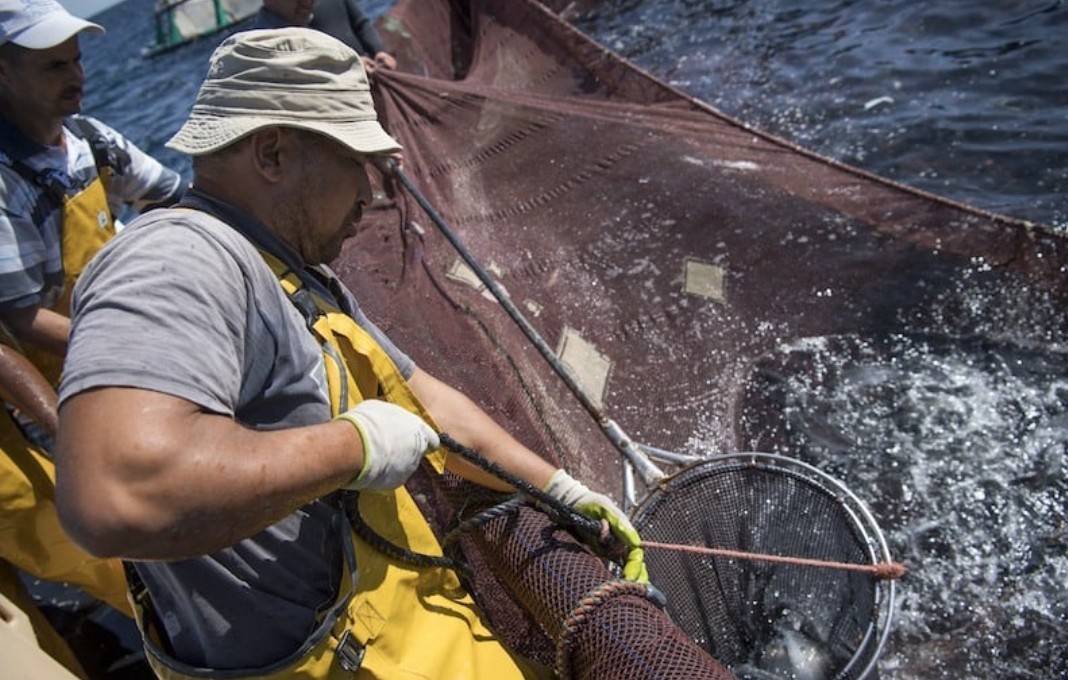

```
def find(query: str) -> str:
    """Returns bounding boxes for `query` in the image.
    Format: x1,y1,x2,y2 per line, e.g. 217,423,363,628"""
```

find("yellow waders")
17,175,117,383
1,176,130,651
127,253,547,680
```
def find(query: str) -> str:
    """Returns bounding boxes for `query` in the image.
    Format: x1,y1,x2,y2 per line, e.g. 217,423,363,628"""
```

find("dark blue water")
574,0,1068,231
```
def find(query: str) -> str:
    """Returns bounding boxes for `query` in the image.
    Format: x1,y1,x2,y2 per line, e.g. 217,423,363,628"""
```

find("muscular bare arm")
408,368,557,492
0,344,58,435
1,305,70,357
56,387,366,560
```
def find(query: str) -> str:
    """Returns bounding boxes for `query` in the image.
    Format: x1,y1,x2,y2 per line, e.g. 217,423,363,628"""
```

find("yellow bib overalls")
127,252,546,680
0,173,130,674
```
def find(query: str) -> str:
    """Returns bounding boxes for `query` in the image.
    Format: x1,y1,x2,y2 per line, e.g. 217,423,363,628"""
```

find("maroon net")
331,0,1068,674
345,0,1068,487
469,501,735,679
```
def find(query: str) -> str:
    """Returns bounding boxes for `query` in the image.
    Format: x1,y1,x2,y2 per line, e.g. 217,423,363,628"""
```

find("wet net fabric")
468,501,735,679
347,0,1068,490
632,462,879,679
330,0,1068,672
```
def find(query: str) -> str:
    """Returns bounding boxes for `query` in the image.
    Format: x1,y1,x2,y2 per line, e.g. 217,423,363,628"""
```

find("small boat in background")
142,0,258,57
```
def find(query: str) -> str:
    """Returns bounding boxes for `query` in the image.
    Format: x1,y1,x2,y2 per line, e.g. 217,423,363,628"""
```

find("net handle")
641,541,907,580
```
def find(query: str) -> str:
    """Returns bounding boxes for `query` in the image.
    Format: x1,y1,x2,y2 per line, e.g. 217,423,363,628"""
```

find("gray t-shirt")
60,193,414,669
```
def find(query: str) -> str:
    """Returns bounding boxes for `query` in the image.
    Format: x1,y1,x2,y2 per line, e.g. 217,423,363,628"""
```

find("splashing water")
741,333,1068,678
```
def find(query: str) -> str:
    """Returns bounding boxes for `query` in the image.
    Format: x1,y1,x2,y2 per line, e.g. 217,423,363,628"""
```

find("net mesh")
632,460,881,680
465,500,736,679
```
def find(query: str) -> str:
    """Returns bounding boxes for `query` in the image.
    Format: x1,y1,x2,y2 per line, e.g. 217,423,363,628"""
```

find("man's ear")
250,127,287,183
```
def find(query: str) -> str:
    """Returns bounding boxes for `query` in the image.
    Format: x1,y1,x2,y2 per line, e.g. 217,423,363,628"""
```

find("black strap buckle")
291,288,325,331
336,629,365,672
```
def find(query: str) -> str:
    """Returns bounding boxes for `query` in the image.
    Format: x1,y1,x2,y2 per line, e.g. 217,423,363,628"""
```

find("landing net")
632,454,894,680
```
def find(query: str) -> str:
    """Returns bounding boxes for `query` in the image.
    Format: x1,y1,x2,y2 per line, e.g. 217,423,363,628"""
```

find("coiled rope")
555,579,654,680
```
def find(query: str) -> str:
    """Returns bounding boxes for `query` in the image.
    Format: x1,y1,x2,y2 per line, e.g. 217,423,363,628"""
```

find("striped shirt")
0,115,182,311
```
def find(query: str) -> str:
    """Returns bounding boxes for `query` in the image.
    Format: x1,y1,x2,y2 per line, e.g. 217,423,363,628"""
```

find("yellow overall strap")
59,176,115,311
260,251,447,471
261,255,538,679
17,175,115,388
125,248,538,679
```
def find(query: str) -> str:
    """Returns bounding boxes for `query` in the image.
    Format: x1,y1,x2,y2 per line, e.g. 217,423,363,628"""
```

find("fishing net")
329,0,1068,672
347,0,1068,490
632,454,893,680
463,499,735,679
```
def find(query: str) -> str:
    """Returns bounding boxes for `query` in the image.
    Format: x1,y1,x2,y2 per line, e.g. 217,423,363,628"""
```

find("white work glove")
544,469,648,583
335,400,440,492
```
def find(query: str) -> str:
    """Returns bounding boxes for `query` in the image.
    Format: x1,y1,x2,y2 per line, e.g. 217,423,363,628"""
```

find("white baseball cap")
0,0,103,49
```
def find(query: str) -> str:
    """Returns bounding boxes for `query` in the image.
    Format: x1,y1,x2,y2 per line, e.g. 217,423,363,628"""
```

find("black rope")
438,433,605,542
344,434,611,573
342,491,470,577
441,496,525,548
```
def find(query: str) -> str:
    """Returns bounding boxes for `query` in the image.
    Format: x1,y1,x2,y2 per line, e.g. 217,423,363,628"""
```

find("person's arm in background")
1,305,68,357
347,0,396,71
0,344,58,435
0,181,70,356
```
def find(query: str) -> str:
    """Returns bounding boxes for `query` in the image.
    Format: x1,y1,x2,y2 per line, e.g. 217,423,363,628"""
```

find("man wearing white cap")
0,0,183,666
55,27,644,679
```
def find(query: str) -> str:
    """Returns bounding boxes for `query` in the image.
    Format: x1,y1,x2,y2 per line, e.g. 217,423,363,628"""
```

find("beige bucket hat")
168,28,400,157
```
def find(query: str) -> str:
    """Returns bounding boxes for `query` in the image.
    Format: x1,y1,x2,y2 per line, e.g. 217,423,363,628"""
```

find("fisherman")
0,0,183,671
55,27,644,678
255,0,398,72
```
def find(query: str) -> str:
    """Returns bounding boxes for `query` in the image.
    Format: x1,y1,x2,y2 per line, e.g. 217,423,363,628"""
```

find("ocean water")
75,1,1066,679
740,334,1068,679
570,6,1067,678
575,0,1068,231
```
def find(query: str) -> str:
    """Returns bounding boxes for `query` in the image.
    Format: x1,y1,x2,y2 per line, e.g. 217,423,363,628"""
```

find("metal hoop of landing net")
632,453,896,680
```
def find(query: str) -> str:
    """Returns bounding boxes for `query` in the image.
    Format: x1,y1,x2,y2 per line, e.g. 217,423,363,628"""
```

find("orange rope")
641,541,907,580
